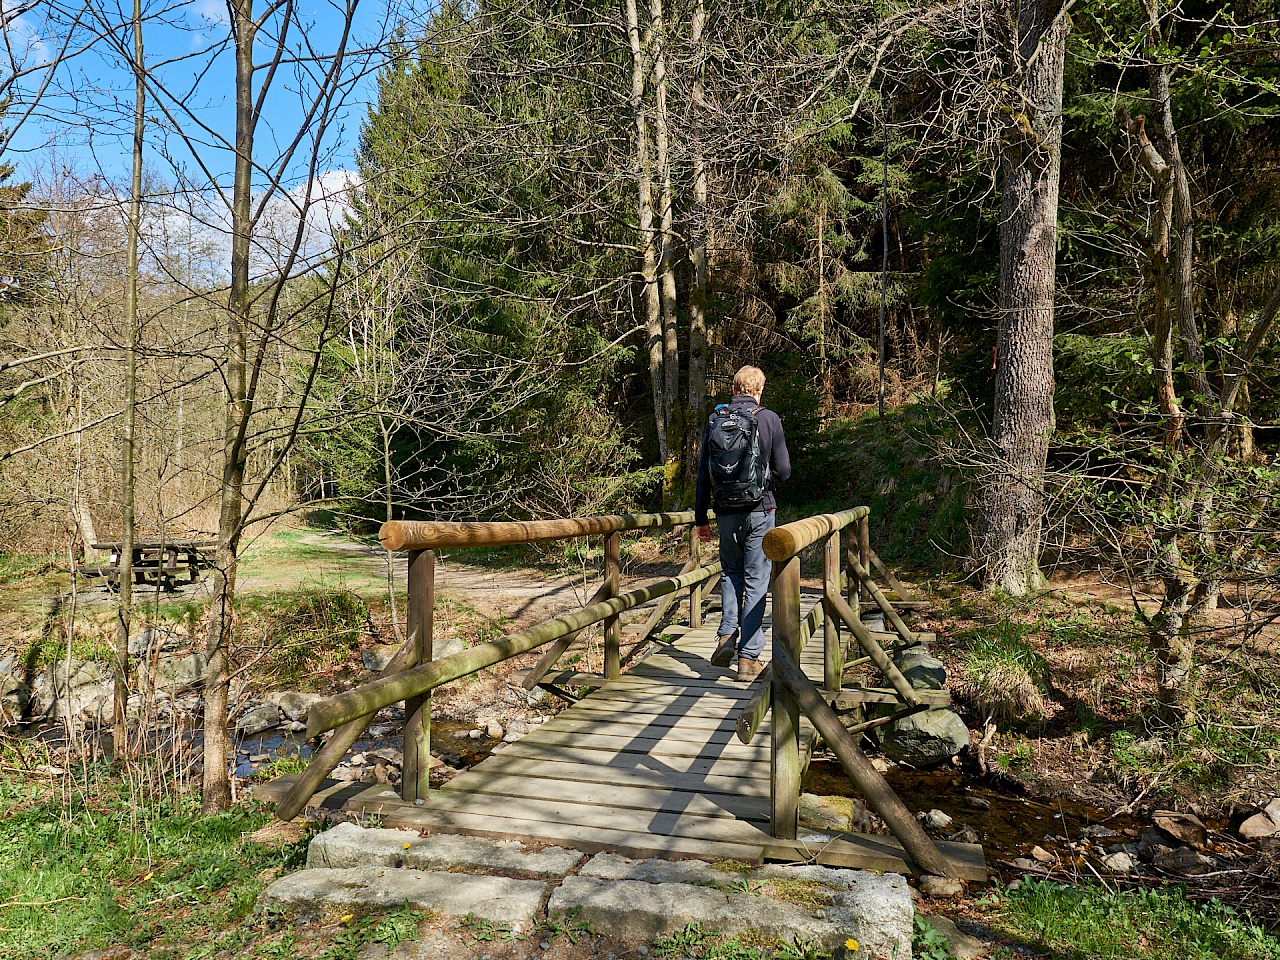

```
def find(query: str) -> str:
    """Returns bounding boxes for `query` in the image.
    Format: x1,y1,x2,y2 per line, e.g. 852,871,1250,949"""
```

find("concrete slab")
548,872,912,957
308,822,585,877
261,866,547,930
577,852,911,958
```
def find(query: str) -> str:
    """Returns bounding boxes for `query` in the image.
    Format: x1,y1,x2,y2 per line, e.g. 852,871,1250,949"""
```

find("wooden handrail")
380,511,704,551
306,562,722,737
762,506,869,562
735,594,824,745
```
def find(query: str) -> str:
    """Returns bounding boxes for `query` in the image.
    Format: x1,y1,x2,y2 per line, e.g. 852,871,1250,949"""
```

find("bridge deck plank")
259,598,987,878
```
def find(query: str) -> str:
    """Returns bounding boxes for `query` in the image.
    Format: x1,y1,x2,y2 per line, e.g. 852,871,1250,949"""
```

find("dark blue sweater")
695,395,791,525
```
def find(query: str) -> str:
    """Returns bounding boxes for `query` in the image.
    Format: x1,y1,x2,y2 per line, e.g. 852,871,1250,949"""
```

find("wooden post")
770,556,801,840
843,526,858,619
401,549,434,802
689,524,703,629
604,531,621,680
858,514,871,603
823,532,842,691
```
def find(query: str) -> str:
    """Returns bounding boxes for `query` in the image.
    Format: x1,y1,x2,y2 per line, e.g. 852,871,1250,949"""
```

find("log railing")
758,507,960,878
277,510,719,821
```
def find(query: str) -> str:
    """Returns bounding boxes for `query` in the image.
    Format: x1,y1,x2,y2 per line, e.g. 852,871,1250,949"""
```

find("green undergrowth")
0,551,59,583
238,588,372,689
0,768,313,960
788,400,970,571
985,880,1280,960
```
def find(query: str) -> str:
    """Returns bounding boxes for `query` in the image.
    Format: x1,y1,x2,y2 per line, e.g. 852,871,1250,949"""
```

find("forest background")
0,0,1276,829
0,1,1278,956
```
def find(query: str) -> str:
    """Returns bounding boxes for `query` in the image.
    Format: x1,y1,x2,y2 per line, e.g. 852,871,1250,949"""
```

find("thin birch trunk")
624,0,666,464
203,0,257,814
381,413,401,640
115,0,145,752
649,0,679,488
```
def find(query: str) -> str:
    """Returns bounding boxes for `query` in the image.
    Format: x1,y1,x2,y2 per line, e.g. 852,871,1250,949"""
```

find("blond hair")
732,365,766,397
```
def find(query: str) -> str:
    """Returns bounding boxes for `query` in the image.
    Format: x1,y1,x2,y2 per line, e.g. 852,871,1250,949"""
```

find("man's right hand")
696,524,712,543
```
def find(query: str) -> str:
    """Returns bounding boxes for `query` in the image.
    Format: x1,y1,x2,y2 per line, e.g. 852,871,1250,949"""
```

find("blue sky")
3,0,421,189
0,0,434,279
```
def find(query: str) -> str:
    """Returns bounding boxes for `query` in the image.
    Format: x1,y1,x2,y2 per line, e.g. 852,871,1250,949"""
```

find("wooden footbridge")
257,508,985,880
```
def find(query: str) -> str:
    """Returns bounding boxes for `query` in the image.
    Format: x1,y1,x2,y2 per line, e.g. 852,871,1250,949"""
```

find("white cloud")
196,0,230,27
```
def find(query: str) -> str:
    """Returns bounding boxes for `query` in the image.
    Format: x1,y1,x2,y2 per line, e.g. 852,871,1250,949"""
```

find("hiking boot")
736,657,765,682
711,635,737,668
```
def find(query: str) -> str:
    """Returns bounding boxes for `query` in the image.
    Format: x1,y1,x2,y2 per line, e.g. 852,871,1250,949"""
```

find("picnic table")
84,540,217,591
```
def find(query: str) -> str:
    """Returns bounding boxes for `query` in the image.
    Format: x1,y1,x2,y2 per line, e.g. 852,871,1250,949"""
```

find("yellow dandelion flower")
404,842,412,849
845,938,859,951
141,872,154,882
340,913,354,924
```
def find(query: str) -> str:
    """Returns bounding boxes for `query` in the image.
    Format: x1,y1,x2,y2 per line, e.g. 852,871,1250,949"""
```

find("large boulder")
50,659,114,722
895,649,946,690
147,652,206,692
879,707,969,766
435,635,465,659
237,702,282,736
798,798,870,834
266,690,323,723
0,655,28,720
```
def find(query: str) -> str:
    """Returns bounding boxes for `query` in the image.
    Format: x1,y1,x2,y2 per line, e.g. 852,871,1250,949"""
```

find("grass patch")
19,628,115,670
653,922,833,960
236,526,394,602
0,552,58,583
236,589,372,691
960,622,1052,727
314,904,423,959
989,879,1280,960
759,878,836,911
0,768,313,960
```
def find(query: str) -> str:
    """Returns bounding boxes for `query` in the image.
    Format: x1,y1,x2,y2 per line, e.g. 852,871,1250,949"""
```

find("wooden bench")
86,540,216,591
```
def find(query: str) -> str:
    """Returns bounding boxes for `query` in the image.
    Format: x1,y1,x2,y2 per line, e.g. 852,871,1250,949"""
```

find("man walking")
695,365,791,682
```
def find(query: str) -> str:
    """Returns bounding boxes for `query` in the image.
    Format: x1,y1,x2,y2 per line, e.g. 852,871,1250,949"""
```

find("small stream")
804,759,1146,872
229,717,494,778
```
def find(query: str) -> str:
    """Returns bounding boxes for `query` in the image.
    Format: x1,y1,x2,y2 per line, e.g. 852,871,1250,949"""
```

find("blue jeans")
717,509,775,662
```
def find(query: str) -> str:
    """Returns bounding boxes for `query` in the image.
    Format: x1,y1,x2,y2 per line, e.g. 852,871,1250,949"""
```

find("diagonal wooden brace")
275,635,418,821
521,580,613,689
847,552,919,647
826,590,920,707
770,642,959,878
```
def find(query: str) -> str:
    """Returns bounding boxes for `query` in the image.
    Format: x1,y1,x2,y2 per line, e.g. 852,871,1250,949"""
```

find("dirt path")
292,533,609,628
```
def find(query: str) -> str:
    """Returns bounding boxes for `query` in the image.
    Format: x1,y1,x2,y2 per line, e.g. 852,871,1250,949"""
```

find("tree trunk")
977,0,1067,595
381,413,401,640
650,0,679,495
817,199,831,414
203,0,256,814
624,0,666,464
115,0,145,753
1152,532,1195,720
684,0,709,481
